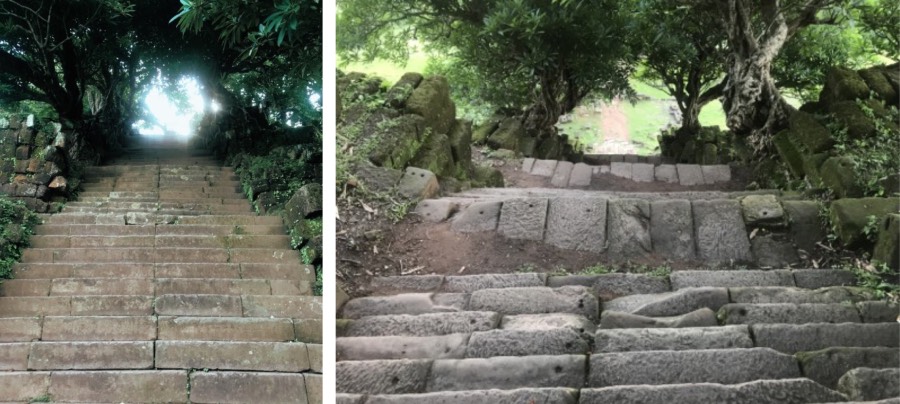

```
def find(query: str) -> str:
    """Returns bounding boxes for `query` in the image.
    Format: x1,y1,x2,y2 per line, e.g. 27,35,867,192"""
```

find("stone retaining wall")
0,115,71,212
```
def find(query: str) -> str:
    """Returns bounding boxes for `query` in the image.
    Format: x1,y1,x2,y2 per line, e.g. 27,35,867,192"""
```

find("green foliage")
232,146,320,210
846,260,900,301
28,395,53,404
858,0,900,60
580,264,613,275
0,197,40,281
831,101,900,197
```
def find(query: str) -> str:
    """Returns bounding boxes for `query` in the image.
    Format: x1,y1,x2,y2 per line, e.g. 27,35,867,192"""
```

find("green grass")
622,100,670,154
339,51,431,84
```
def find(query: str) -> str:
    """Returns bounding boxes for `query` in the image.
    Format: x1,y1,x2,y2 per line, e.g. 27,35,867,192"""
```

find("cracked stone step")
579,378,846,404
589,348,800,386
718,303,861,324
669,270,795,289
752,323,900,353
601,287,729,317
598,308,719,329
340,312,500,337
595,326,753,352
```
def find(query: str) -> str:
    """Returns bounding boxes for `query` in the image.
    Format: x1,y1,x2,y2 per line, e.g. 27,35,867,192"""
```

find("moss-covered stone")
472,115,503,144
773,130,806,177
820,67,870,107
535,136,560,160
384,72,423,109
873,213,900,269
410,131,455,178
829,101,876,139
472,166,504,188
820,157,863,199
367,114,425,170
859,67,898,103
405,75,456,135
702,143,718,165
486,117,523,151
447,119,472,167
829,197,900,247
519,136,537,157
789,111,835,153
802,152,830,185
284,183,323,230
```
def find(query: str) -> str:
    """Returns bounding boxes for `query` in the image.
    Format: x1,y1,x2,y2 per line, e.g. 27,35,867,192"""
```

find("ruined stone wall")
0,114,71,212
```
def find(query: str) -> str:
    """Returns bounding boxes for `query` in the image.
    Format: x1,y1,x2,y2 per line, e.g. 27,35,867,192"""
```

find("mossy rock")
385,72,424,109
518,136,537,157
472,166,504,188
788,111,834,153
405,75,456,135
284,183,323,229
802,152,830,185
472,115,504,144
820,67,870,107
829,197,900,248
829,101,877,139
873,213,900,269
447,119,473,167
701,143,718,165
773,130,806,177
486,117,524,152
352,162,402,193
820,157,863,199
367,114,426,170
410,131,455,178
535,136,560,160
859,67,898,104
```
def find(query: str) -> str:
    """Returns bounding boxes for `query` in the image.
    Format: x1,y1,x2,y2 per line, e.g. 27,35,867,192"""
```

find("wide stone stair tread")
579,378,848,404
337,388,579,404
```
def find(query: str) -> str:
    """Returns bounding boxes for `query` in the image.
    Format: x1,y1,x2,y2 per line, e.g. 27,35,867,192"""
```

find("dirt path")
596,98,636,154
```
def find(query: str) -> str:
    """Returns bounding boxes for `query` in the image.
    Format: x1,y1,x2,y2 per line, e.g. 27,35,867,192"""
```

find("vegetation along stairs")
0,145,322,403
335,271,900,403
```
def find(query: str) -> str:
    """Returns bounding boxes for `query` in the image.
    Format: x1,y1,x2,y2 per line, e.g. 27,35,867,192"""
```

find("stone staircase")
336,271,900,403
0,144,322,403
521,158,732,188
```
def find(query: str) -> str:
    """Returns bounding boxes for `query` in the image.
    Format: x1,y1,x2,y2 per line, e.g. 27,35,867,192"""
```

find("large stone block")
363,388,579,404
838,367,900,402
783,200,826,253
486,117,523,152
830,197,900,247
670,270,793,289
650,199,694,259
692,200,753,264
773,130,806,177
820,67,870,106
466,328,589,357
602,287,728,317
729,286,875,304
579,379,846,404
718,303,860,325
607,199,651,259
598,308,718,329
568,163,592,187
367,114,427,170
497,198,549,241
405,76,456,135
337,334,469,361
550,161,574,187
530,159,558,177
427,355,585,391
336,359,431,395
820,156,863,198
676,164,704,186
798,347,900,388
753,323,899,354
343,312,500,337
468,286,599,321
548,273,669,301
544,198,607,252
384,72,423,108
874,213,900,269
788,111,835,153
740,194,784,226
442,273,545,293
451,201,501,233
654,164,678,183
595,325,752,352
410,131,455,178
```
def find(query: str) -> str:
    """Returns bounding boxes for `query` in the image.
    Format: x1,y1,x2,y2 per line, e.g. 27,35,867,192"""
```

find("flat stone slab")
799,347,900,388
398,167,439,200
602,287,729,317
427,355,585,391
544,197,607,252
740,194,784,225
607,199,652,259
530,159,558,177
838,367,900,402
568,163,593,187
631,163,655,182
701,165,731,184
599,308,718,329
343,312,500,337
610,162,632,179
670,270,794,289
500,313,596,335
451,201,502,233
579,378,846,404
442,273,545,293
548,273,670,301
497,198,549,241
363,388,579,404
792,269,857,289
649,199,695,260
337,334,469,361
595,325,752,352
718,303,861,324
414,200,458,223
856,301,900,323
692,199,753,263
677,164,704,186
550,161,575,187
729,286,876,304
336,359,431,395
521,158,536,173
466,328,589,357
589,348,799,386
654,165,678,183
468,286,599,321
369,276,444,295
753,323,899,354
341,294,463,319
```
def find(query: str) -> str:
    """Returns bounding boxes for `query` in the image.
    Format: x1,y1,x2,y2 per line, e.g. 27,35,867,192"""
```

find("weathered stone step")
729,286,877,304
340,312,501,337
66,200,248,209
341,388,578,404
837,367,900,402
28,234,290,249
11,262,310,281
0,370,189,403
62,205,252,214
337,334,470,361
158,316,295,341
579,378,846,404
595,326,752,352
34,223,285,237
189,371,319,403
0,341,153,370
752,323,900,353
449,187,779,201
718,303,862,324
368,273,546,295
336,355,585,395
20,247,299,264
155,341,314,372
602,287,729,317
589,348,799,386
670,269,855,289
599,308,719,329
798,347,900,389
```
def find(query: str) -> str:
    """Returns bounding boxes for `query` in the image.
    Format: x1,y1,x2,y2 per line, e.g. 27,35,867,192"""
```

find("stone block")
427,355,585,391
343,311,500,337
544,197,607,252
548,273,669,301
550,161,574,187
397,167,439,200
718,303,860,324
670,270,794,289
607,199,651,259
579,379,845,404
830,197,900,247
751,234,801,267
468,286,599,321
676,164,704,186
442,273,545,293
521,158,535,172
729,286,875,304
337,334,469,361
466,328,589,357
821,157,863,198
874,213,900,268
598,308,718,329
48,371,187,403
783,200,826,253
791,269,856,289
497,198,549,241
856,301,899,323
752,323,899,354
500,313,596,335
789,111,835,153
631,163,654,182
568,163,592,187
595,325,752,352
414,200,458,222
798,347,899,388
190,371,308,403
362,389,579,404
451,201,501,233
610,162,631,179
406,76,456,135
740,194,784,226
838,367,900,402
692,200,753,264
650,199,694,260
336,359,431,395
530,159,558,177
654,164,678,183
602,287,728,317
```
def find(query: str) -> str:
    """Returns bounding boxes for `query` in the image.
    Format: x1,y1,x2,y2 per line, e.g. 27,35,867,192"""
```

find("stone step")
598,308,719,329
343,388,579,404
0,278,308,297
595,326,753,352
61,205,252,214
65,200,249,210
155,341,314,372
158,316,296,341
450,187,779,201
589,348,799,386
340,312,501,337
601,287,729,317
0,296,152,317
0,370,189,403
19,247,299,264
797,347,900,389
579,378,846,404
728,286,877,304
368,273,546,295
28,234,290,249
11,262,310,280
753,323,900,354
189,371,319,403
718,303,862,324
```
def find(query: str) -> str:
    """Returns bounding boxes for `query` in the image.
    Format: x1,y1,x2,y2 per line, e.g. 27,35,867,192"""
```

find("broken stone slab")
500,313,596,336
530,159,558,177
649,199,695,260
550,161,575,187
792,269,857,289
598,308,718,329
341,294,465,319
589,348,799,386
718,303,860,325
728,286,876,304
398,167,440,200
692,199,754,264
654,165,678,183
568,163,593,187
543,197,607,253
595,325,752,352
369,276,445,295
363,388,579,404
343,311,500,337
602,287,729,317
426,355,585,391
414,200,458,223
798,347,900,388
521,158,536,173
547,273,669,301
838,367,900,402
450,201,501,233
631,163,655,182
676,164,704,186
701,165,731,184
336,359,431,395
465,328,589,357
578,379,846,404
607,199,652,259
856,301,900,323
336,334,470,361
752,323,899,354
467,286,599,321
441,273,546,293
497,198,549,241
670,270,794,289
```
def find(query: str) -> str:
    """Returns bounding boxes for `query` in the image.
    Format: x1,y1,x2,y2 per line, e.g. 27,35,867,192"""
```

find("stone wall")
0,115,72,212
472,114,581,162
